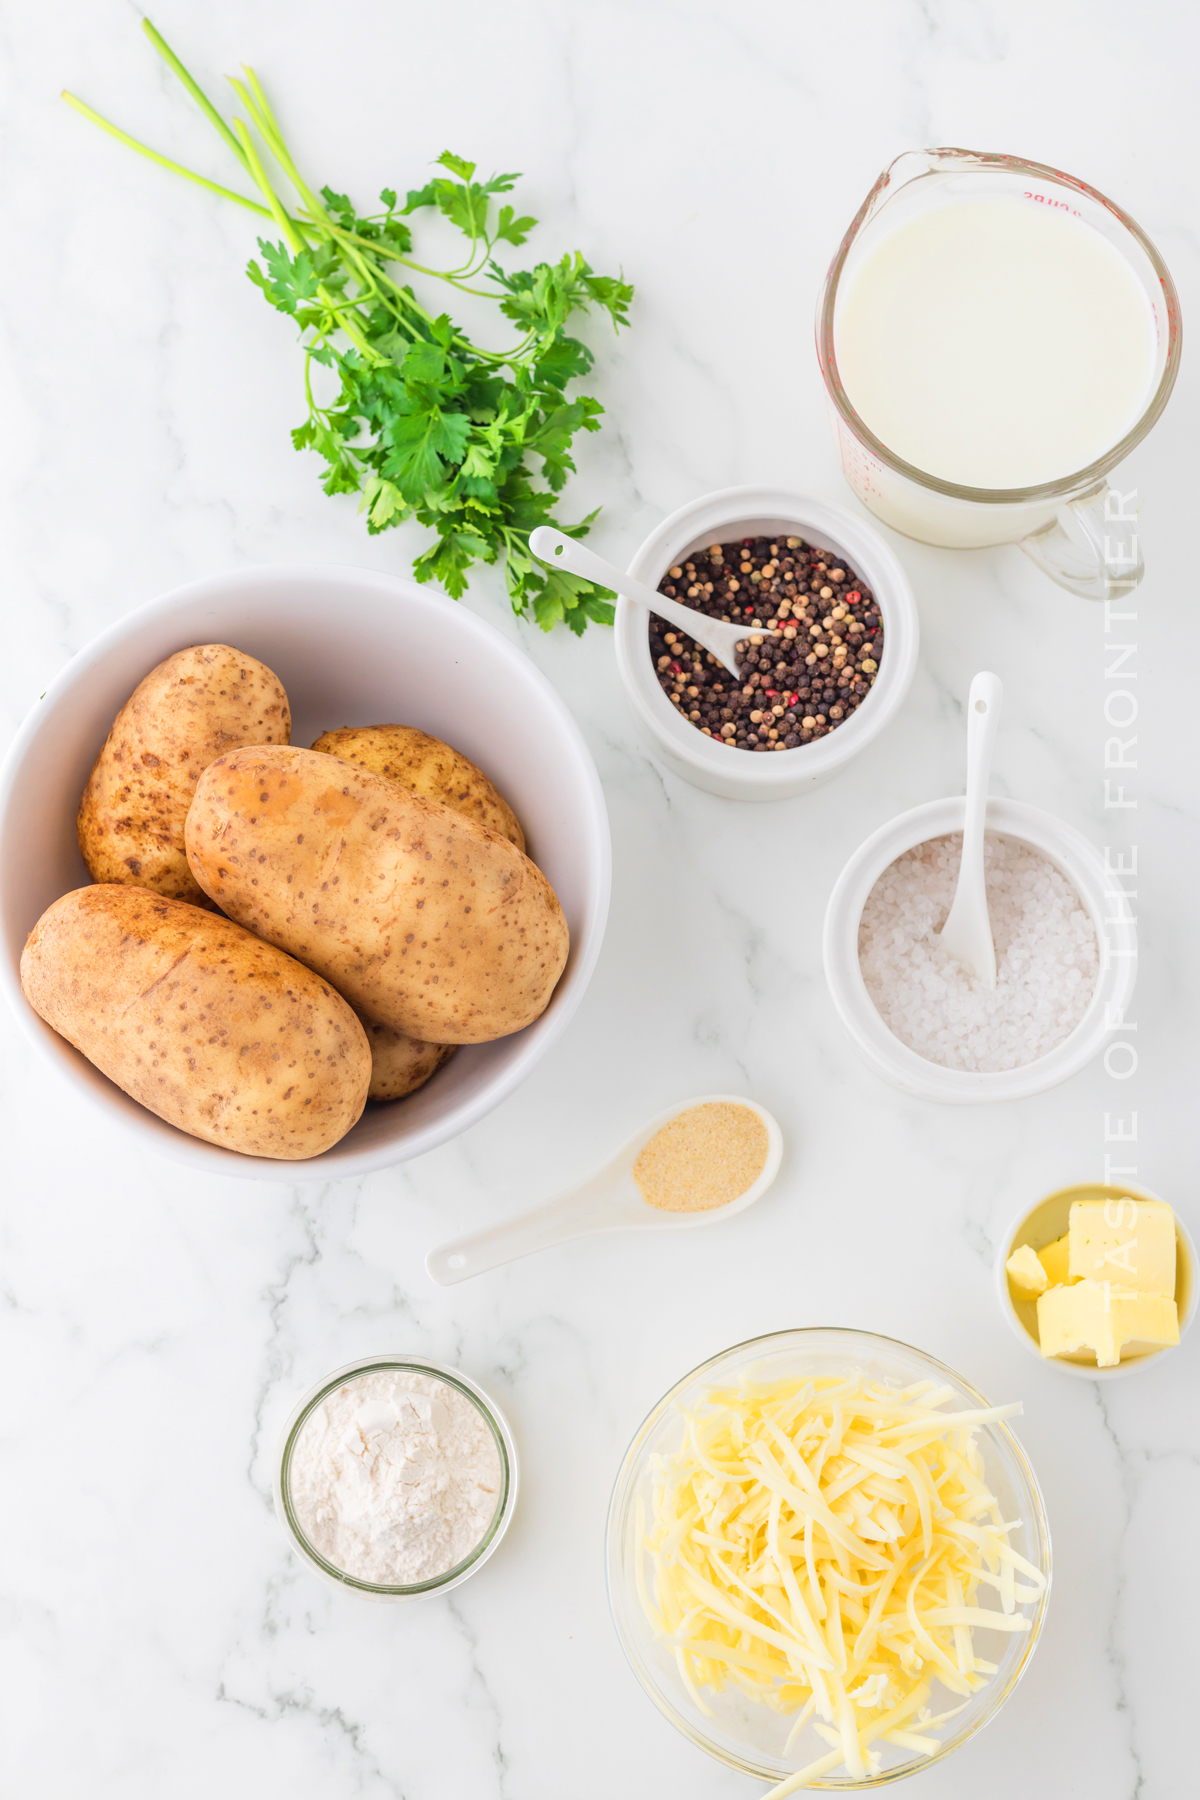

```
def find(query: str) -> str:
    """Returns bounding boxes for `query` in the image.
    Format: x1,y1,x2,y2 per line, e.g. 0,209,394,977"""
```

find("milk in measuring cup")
834,197,1157,491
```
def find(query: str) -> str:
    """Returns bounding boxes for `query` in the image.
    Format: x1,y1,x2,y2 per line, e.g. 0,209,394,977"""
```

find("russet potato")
77,643,290,906
311,724,525,851
364,1021,457,1102
311,723,524,1102
184,746,569,1045
21,885,370,1159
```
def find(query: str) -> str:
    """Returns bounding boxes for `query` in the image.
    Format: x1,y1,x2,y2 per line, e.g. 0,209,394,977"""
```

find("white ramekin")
614,487,919,801
995,1184,1197,1380
823,796,1136,1103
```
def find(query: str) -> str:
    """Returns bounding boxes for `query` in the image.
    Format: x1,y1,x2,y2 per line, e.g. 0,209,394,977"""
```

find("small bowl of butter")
996,1183,1197,1378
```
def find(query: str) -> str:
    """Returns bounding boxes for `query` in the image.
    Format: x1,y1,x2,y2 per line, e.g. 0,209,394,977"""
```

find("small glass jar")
274,1354,518,1601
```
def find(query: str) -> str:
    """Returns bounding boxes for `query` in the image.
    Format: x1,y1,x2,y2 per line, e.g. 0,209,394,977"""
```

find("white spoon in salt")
938,670,1004,988
426,1096,783,1285
528,527,782,679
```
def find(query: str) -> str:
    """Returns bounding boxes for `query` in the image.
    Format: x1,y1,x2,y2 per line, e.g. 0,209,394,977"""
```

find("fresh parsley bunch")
65,23,633,634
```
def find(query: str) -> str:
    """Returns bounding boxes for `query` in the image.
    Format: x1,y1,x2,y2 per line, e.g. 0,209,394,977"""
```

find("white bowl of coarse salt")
823,796,1136,1103
274,1357,517,1600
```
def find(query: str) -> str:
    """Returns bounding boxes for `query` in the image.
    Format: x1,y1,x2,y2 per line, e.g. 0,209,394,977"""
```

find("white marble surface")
2,2,1197,1795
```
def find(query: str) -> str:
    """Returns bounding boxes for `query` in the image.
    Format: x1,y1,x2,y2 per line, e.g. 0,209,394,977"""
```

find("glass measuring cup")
817,149,1181,600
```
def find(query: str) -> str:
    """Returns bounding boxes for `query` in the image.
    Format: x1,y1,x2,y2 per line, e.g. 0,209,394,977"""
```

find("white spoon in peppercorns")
529,526,781,677
938,670,1004,988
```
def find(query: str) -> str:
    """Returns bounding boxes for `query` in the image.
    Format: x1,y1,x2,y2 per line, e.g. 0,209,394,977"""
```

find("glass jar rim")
276,1354,514,1596
816,146,1183,504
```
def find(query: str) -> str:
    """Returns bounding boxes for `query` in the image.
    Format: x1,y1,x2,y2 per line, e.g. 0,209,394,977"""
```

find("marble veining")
2,0,1198,1796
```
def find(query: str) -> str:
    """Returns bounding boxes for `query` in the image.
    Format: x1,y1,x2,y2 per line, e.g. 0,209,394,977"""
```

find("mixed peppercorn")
650,535,883,751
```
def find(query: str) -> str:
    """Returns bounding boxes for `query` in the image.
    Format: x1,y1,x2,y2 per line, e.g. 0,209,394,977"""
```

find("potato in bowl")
363,1023,457,1102
21,886,371,1160
77,643,291,905
0,565,610,1180
312,724,525,850
184,746,569,1045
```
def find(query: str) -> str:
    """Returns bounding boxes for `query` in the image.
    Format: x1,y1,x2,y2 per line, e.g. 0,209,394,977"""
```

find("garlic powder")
633,1101,768,1212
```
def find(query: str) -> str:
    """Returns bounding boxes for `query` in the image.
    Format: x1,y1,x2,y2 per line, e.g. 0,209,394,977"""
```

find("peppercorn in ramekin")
649,535,883,751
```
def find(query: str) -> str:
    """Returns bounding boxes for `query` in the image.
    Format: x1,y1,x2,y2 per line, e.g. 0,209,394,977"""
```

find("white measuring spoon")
426,1095,783,1285
938,670,1004,987
528,526,782,679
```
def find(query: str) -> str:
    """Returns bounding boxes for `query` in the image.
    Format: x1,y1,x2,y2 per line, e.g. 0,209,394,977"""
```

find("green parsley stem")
225,74,422,344
382,259,496,299
142,19,249,174
237,68,333,233
320,232,541,367
61,91,272,217
231,118,305,253
303,218,399,317
317,226,496,300
233,119,381,366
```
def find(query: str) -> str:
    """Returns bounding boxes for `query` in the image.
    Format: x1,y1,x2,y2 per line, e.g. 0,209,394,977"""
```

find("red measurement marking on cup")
839,429,885,500
1023,190,1083,218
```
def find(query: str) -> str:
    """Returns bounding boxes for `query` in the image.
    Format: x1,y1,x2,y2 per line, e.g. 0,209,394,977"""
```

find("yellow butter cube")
1037,1233,1072,1288
1006,1244,1049,1297
1068,1197,1176,1297
1037,1278,1179,1368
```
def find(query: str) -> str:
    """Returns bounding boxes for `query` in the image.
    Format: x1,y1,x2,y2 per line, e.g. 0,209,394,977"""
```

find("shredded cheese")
639,1371,1045,1793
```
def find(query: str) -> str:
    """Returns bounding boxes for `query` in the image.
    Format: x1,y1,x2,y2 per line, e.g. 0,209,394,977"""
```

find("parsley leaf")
495,204,537,247
401,182,437,214
436,150,476,182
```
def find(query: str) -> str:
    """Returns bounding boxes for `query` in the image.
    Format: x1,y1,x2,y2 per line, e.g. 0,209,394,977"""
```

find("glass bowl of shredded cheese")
605,1329,1050,1791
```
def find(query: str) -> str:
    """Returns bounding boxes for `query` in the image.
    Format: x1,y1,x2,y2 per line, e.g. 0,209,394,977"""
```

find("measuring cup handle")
1019,482,1143,602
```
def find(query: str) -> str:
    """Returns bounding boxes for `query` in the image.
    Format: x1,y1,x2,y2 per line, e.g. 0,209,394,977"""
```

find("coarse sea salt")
857,832,1099,1073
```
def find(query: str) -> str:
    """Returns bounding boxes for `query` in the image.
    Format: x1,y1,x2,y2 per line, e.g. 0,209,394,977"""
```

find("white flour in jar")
287,1369,502,1586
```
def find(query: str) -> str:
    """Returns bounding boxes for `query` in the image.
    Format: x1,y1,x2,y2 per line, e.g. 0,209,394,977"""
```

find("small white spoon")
426,1095,783,1285
528,526,782,679
938,670,1004,988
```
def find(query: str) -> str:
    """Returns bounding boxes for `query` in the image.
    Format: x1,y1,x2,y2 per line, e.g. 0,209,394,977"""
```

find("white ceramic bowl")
614,486,918,801
823,796,1136,1102
995,1182,1197,1380
0,564,610,1180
